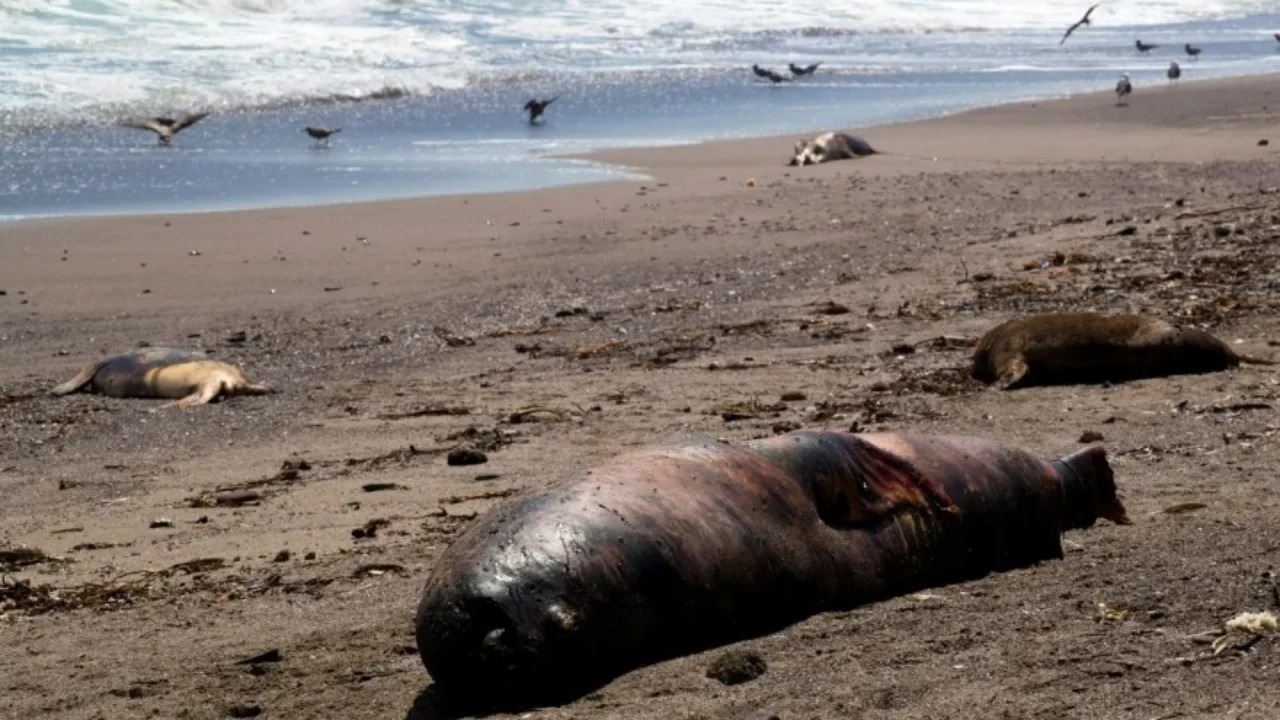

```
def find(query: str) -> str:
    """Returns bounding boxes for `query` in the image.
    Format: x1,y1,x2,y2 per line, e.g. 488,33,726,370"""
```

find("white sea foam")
1,0,1276,127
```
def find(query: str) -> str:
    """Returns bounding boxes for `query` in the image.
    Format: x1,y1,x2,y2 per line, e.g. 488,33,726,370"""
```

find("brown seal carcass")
971,312,1274,389
415,430,1129,706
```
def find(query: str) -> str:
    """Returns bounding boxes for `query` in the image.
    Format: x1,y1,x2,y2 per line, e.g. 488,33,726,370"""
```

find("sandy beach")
4,73,1280,719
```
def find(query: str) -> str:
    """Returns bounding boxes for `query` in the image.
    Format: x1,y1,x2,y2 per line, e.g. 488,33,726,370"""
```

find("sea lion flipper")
50,363,101,396
241,383,275,396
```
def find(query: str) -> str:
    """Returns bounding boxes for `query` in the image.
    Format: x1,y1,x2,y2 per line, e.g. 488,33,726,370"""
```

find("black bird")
789,62,821,77
1167,61,1181,84
524,97,557,124
1135,39,1158,53
120,112,210,145
1060,4,1100,45
304,126,340,146
1115,73,1132,106
1185,43,1201,59
751,64,790,84
1274,32,1280,43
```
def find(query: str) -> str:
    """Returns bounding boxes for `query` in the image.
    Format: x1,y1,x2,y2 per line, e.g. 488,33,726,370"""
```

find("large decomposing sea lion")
51,347,273,407
415,430,1128,706
972,312,1275,389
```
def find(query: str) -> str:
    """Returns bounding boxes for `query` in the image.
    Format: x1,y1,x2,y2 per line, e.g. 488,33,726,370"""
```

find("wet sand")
3,74,1280,720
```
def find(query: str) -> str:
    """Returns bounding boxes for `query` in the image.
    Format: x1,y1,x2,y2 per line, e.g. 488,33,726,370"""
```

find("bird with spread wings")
120,112,210,145
1060,4,1100,45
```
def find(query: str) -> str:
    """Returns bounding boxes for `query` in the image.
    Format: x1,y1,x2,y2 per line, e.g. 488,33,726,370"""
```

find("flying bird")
1135,40,1158,53
1185,43,1202,59
304,126,340,146
789,62,822,77
524,97,558,124
1060,4,1100,45
751,64,790,84
1167,61,1181,84
1115,73,1132,106
120,112,210,145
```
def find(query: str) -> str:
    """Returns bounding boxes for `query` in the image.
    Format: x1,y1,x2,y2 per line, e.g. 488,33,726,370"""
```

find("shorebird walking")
1167,61,1181,85
1185,43,1202,60
121,112,210,145
751,64,790,84
304,126,340,146
1060,4,1100,45
1115,73,1132,106
524,97,558,124
1135,39,1158,53
788,62,821,77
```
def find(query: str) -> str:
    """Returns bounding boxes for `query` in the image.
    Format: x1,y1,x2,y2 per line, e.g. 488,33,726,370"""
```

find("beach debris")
361,482,407,493
1096,602,1130,622
506,405,571,424
272,550,290,563
353,563,408,578
351,518,391,540
227,703,263,718
1059,4,1098,45
378,403,471,420
0,547,55,571
780,391,807,402
706,649,768,686
236,649,283,666
1079,430,1104,443
149,518,174,529
432,326,475,347
447,447,489,467
809,299,851,315
1162,502,1207,515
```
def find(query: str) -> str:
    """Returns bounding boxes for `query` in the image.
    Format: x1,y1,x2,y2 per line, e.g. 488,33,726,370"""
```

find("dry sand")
4,74,1280,720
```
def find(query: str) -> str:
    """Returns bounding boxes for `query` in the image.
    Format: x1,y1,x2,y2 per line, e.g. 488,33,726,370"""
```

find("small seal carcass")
971,312,1274,389
51,347,273,407
415,429,1128,706
788,131,879,166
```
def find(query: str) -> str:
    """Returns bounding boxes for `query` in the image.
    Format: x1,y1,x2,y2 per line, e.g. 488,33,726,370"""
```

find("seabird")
789,62,822,77
751,64,790,84
304,126,340,146
1274,32,1280,43
524,97,557,124
1167,61,1181,84
1060,4,1100,45
120,112,210,145
1185,43,1202,59
1135,40,1158,53
1115,73,1132,106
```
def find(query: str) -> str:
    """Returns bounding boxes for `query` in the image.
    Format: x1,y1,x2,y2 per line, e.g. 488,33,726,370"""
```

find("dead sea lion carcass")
972,312,1275,389
415,429,1129,706
50,347,273,407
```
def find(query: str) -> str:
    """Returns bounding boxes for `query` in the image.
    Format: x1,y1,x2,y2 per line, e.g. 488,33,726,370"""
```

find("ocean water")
2,1,1279,220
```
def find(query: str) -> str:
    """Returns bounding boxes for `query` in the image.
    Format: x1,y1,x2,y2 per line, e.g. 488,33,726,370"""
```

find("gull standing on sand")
120,112,210,145
1115,73,1132,106
1060,4,1100,45
1185,43,1202,59
1167,61,1181,85
1135,40,1158,53
304,126,340,146
524,97,558,124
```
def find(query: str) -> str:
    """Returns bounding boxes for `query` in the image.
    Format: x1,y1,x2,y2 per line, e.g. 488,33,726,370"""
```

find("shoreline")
6,67,1280,226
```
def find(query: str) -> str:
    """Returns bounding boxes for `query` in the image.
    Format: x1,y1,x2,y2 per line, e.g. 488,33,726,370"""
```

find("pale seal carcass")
51,347,273,407
788,131,879,166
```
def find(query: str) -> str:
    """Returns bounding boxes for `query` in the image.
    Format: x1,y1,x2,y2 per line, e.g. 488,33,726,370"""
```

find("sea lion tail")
50,364,100,396
1052,444,1131,529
